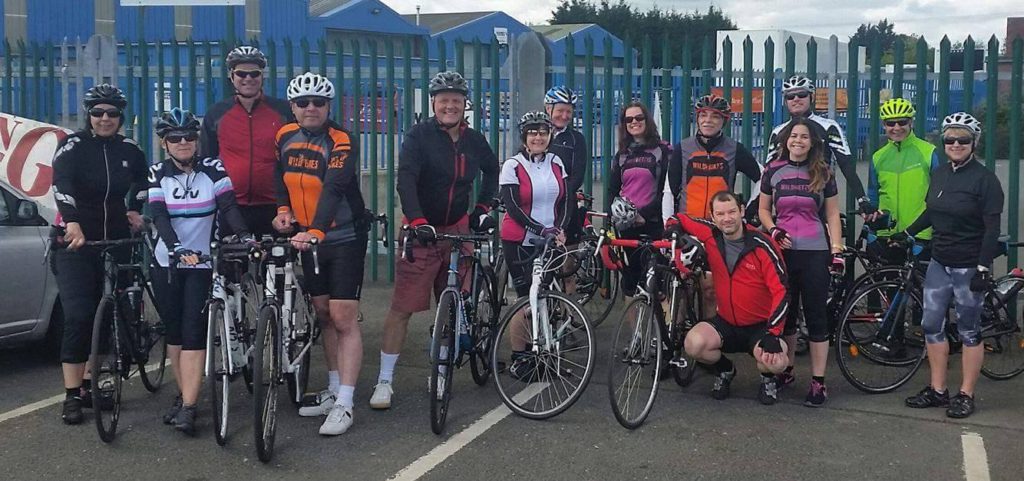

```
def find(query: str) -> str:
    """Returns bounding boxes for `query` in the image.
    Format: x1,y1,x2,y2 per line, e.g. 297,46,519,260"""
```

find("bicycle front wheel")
470,268,498,386
491,291,595,420
90,295,122,443
573,248,619,327
608,297,661,429
240,272,261,393
429,290,458,434
208,300,230,446
834,281,926,393
136,283,167,392
980,275,1024,380
252,304,280,463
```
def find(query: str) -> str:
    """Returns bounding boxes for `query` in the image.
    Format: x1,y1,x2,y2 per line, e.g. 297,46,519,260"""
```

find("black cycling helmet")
83,83,127,111
695,94,731,119
155,108,201,138
429,71,469,97
226,46,267,70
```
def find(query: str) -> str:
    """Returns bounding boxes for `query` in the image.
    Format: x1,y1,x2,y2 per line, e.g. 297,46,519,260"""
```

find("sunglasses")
884,119,910,127
89,108,122,118
233,69,263,79
943,137,972,146
294,98,328,108
526,129,551,137
623,114,646,124
165,132,199,144
784,91,811,101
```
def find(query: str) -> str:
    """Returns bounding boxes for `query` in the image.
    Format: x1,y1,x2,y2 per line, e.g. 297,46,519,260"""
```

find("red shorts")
390,216,473,313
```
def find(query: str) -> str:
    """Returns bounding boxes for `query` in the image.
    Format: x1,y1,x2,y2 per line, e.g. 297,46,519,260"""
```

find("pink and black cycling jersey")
608,141,671,226
499,151,569,245
760,158,838,251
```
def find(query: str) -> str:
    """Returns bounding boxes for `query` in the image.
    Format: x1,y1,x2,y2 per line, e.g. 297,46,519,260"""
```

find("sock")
335,385,355,408
812,375,825,384
328,371,340,393
378,352,399,384
66,387,80,399
713,356,733,375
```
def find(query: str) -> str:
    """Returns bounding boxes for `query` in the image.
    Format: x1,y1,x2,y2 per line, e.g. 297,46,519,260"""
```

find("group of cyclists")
49,42,1006,440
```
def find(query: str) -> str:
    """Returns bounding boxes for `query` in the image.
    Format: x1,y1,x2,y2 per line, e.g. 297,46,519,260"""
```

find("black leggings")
783,249,831,343
151,267,213,350
619,223,664,297
53,246,130,364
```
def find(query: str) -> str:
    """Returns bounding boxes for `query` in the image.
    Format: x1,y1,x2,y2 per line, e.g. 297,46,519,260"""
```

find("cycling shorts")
707,316,769,355
301,237,367,300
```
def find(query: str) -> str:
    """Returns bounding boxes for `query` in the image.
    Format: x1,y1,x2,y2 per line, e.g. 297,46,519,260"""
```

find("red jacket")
670,215,789,336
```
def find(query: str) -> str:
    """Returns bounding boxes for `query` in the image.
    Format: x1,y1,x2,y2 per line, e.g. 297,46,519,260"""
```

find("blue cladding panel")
28,0,95,42
258,0,312,41
115,6,174,41
191,5,245,41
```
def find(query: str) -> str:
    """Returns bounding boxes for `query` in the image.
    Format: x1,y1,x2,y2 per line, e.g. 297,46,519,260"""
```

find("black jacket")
51,131,149,240
397,118,499,226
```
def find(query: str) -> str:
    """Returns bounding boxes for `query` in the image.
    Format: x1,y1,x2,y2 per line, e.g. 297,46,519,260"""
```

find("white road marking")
388,382,548,481
961,432,991,481
0,360,170,424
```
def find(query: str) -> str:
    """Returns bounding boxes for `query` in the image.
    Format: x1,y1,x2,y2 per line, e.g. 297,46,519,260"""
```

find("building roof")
309,0,354,17
532,23,594,42
399,11,497,35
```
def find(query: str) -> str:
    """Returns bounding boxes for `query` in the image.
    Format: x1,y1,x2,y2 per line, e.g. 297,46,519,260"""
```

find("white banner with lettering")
0,112,73,221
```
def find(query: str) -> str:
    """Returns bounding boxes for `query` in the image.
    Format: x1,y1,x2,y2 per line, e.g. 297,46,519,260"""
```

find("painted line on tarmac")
0,360,169,425
388,382,548,481
961,432,991,481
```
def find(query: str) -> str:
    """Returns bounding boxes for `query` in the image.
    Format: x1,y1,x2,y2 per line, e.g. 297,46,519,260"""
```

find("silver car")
0,180,61,349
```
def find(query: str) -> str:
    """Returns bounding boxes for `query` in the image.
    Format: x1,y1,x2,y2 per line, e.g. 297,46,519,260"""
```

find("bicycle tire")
430,290,458,434
669,281,699,388
253,304,280,463
240,272,261,393
980,276,1024,380
574,246,619,327
608,297,661,429
208,300,230,446
137,282,167,393
90,295,122,443
286,293,314,406
470,267,498,386
491,291,595,420
834,280,926,394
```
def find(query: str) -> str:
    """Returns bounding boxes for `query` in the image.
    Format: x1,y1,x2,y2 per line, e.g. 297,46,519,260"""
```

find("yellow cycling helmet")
880,98,915,121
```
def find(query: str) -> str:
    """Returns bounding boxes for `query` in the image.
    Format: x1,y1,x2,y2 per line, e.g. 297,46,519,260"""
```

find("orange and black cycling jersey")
275,120,367,244
666,133,760,219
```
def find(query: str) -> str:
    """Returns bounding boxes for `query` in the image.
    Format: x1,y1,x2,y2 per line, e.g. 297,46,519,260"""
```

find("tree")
851,19,897,51
549,0,737,69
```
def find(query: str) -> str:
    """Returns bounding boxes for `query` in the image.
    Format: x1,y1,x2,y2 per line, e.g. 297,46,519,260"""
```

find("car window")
0,188,10,224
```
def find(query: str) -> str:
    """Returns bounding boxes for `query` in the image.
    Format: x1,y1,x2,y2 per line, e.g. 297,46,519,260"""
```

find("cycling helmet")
677,235,704,267
155,108,201,138
82,83,127,110
518,111,553,133
782,75,815,94
941,112,982,138
428,71,469,97
694,94,731,119
880,98,915,121
226,45,267,69
544,85,578,106
287,72,335,100
609,197,638,231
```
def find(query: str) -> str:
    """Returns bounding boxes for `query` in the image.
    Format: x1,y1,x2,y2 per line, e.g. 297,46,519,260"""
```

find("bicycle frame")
259,241,317,380
205,243,253,378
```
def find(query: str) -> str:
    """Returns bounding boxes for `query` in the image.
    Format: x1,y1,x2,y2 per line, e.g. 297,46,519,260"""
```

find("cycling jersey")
548,127,588,241
868,131,939,239
664,133,760,219
51,130,149,240
609,141,671,226
760,158,839,251
275,120,367,244
200,94,292,206
765,113,866,199
499,151,569,245
668,215,788,336
397,118,499,226
147,157,249,268
906,158,1003,268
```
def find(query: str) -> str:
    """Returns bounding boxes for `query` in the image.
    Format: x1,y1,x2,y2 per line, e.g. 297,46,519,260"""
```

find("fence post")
914,37,928,137
472,38,482,132
622,35,633,102
420,36,429,120
46,41,56,124
784,36,795,121
722,35,733,126
1008,38,1022,268
846,40,861,242
352,38,363,163
741,36,753,198
31,42,40,120
368,40,379,281
868,35,882,158
602,36,613,209
318,38,327,78
124,41,135,138
169,40,180,109
489,38,499,157
660,32,670,141
984,36,999,170
680,36,692,137
402,38,412,132
141,39,152,158
585,35,595,194
334,40,345,126
565,32,575,91
385,40,396,281
186,39,197,111
3,41,12,113
266,39,278,98
60,41,70,128
701,35,712,96
806,37,817,85
763,37,775,154
284,37,294,83
892,38,904,98
455,38,464,77
300,38,310,74
938,36,951,162
17,40,26,116
437,37,446,71
963,36,975,111
157,40,166,114
641,35,652,108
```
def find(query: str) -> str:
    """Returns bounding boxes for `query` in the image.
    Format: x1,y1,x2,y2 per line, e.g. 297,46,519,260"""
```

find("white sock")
335,385,355,408
328,370,340,394
378,352,399,384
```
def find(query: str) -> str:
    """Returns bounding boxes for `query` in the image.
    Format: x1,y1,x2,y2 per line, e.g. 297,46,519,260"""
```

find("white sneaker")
318,405,353,436
369,382,393,410
298,389,336,417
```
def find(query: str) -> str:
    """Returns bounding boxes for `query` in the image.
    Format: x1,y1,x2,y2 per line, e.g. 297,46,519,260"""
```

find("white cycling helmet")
941,112,982,139
677,235,703,267
610,197,638,231
287,72,335,100
782,75,815,94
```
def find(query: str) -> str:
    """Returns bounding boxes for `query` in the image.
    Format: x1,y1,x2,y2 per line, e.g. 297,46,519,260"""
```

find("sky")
391,0,1023,45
